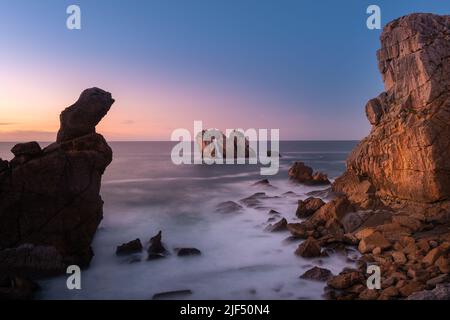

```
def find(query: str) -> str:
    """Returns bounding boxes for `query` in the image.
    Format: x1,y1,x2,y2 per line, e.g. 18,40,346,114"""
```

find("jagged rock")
116,239,143,256
147,231,167,260
215,201,243,214
296,197,325,218
266,218,287,232
333,13,450,211
0,88,114,278
310,195,354,225
288,162,330,185
57,87,115,143
300,266,332,281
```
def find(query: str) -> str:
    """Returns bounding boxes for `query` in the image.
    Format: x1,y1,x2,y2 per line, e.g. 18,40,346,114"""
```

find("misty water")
0,141,358,299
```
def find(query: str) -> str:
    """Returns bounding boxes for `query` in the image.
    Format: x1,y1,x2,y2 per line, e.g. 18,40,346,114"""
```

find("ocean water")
0,141,358,300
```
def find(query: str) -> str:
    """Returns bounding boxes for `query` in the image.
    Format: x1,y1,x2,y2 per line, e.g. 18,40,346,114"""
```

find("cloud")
0,123,16,126
121,120,135,125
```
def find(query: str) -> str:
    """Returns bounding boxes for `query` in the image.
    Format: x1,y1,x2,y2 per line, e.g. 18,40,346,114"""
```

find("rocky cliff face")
0,88,114,278
334,13,450,212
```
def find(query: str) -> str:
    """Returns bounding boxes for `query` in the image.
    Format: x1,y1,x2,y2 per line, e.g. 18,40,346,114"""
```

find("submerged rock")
116,239,143,256
266,218,288,232
176,248,202,256
288,162,330,185
215,201,243,214
152,289,193,300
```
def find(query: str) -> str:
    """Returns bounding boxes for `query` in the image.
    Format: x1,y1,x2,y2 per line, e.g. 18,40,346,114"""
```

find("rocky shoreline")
282,13,450,300
1,12,449,301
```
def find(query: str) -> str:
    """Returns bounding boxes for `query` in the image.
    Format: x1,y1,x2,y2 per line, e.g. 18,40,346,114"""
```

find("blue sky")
0,0,449,140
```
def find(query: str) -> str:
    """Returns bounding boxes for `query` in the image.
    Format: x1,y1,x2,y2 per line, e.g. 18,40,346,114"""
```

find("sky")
0,0,449,141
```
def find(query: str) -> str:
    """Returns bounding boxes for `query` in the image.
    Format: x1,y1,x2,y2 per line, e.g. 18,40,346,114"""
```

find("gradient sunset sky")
1,0,449,141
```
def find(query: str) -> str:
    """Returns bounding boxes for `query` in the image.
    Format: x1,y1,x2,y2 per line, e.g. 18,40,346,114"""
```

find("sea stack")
0,88,114,278
333,13,450,214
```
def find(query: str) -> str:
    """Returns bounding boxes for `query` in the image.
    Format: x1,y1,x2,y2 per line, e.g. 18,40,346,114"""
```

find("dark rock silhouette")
0,87,114,279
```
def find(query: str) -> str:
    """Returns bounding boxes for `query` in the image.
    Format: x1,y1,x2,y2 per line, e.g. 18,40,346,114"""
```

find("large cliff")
0,88,114,279
334,13,450,213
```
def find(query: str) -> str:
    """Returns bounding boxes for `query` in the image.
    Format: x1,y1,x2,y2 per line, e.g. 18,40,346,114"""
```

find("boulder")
300,266,332,281
288,162,330,185
0,88,114,277
358,232,391,254
327,270,364,290
295,237,322,258
116,239,143,256
333,13,450,211
147,231,167,260
296,197,325,218
266,218,287,232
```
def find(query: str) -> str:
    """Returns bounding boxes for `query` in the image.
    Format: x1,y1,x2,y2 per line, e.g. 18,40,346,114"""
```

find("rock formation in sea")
0,87,114,281
285,13,450,300
333,13,450,213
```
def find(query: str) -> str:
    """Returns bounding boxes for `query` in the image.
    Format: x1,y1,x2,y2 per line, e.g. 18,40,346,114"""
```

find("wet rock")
152,289,193,300
306,187,335,199
215,201,243,214
147,231,167,260
239,192,273,208
287,222,310,239
295,237,322,258
176,248,202,256
296,197,325,218
300,266,332,281
266,218,287,232
252,179,275,188
288,162,330,185
116,239,143,256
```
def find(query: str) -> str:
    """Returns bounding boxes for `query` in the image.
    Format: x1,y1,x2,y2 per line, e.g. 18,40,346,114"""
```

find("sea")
0,141,358,300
